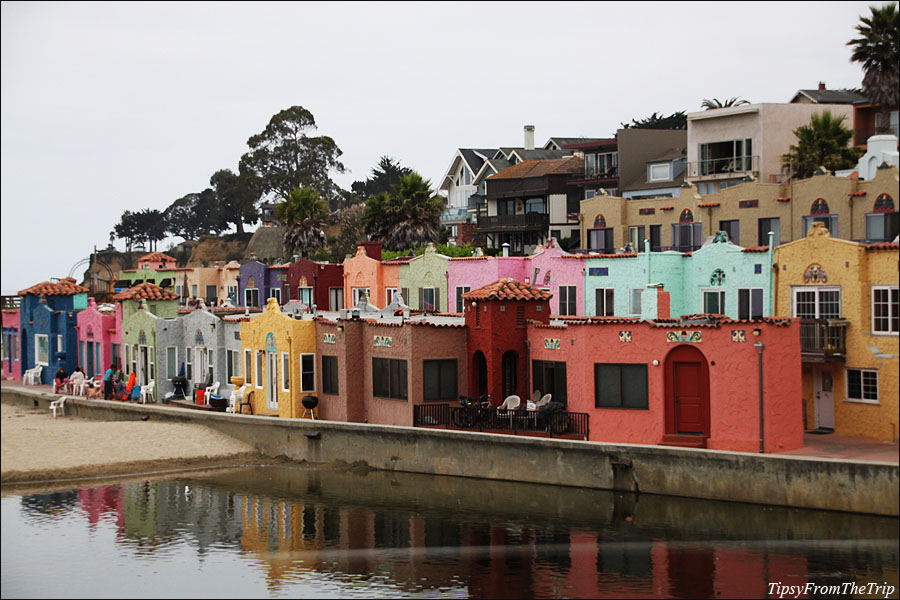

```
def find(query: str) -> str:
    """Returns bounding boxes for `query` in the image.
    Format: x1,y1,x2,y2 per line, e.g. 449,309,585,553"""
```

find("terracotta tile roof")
742,245,769,253
462,277,552,301
449,256,489,261
268,264,290,270
18,277,88,296
660,206,674,211
487,156,582,180
138,252,176,263
382,256,415,264
848,191,866,197
867,242,899,250
112,282,180,302
776,197,791,202
573,253,639,259
697,202,720,208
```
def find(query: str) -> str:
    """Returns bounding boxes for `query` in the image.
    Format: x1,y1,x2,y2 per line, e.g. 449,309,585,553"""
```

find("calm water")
1,465,898,599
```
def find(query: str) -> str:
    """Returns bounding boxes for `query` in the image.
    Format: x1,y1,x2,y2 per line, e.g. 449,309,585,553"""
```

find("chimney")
818,82,826,91
524,125,535,150
502,242,510,257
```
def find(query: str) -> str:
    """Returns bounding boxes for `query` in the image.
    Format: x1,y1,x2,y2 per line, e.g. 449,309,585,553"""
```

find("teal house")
584,233,774,320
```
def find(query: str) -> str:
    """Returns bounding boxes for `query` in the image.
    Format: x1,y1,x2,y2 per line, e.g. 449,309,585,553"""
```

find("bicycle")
451,394,493,428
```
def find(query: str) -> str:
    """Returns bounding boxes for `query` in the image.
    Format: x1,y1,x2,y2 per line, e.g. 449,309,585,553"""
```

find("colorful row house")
114,283,180,397
181,261,241,306
238,257,287,308
75,298,121,380
341,242,406,309
18,278,88,385
238,297,317,417
282,257,344,311
397,243,451,312
314,307,468,425
117,252,189,293
155,303,244,400
774,223,899,442
579,164,898,253
2,296,21,379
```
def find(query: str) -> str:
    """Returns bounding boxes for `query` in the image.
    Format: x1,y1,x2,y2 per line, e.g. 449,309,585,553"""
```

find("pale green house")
397,244,450,312
113,283,180,399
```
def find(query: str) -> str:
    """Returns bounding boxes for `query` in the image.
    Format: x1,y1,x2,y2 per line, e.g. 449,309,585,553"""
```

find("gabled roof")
507,148,574,164
440,148,495,191
790,88,868,104
488,156,583,180
112,282,180,302
472,158,512,186
19,277,88,297
463,277,552,301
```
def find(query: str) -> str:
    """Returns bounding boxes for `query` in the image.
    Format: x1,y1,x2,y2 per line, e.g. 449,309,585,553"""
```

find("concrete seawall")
3,386,897,516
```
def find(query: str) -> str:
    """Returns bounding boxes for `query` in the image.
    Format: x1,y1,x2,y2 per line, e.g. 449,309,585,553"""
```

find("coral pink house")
75,298,122,378
341,242,410,309
2,303,20,380
528,316,803,452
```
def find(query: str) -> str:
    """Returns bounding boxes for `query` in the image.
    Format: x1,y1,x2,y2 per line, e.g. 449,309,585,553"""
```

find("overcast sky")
0,1,878,294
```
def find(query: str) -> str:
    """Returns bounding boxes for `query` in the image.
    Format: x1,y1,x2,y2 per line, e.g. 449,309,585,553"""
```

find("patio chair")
23,365,42,385
536,393,552,408
49,396,67,418
204,381,220,404
139,381,155,404
498,395,521,427
226,384,247,414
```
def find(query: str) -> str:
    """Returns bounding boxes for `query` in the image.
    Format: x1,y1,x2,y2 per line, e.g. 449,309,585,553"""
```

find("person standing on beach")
103,364,115,400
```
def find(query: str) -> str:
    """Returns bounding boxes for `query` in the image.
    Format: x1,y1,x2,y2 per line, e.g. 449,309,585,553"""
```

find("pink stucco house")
75,298,122,378
2,302,20,380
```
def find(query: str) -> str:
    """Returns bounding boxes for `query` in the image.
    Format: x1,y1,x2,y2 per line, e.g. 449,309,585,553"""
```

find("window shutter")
418,288,424,311
434,289,441,312
401,288,409,306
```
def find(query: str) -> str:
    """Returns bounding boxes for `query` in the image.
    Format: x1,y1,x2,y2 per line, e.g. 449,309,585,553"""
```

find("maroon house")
283,258,344,311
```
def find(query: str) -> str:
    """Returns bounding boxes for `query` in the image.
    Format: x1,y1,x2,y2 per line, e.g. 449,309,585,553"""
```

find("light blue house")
583,233,774,320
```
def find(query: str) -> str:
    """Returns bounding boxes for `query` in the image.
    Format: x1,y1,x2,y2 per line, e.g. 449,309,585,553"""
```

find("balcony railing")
440,207,469,224
584,166,618,180
799,319,849,361
413,403,589,440
477,213,549,232
686,155,759,179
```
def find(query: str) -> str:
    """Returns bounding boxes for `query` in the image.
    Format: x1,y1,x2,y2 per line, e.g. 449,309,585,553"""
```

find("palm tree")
701,97,750,110
781,111,863,180
362,172,443,251
848,3,899,134
275,187,328,258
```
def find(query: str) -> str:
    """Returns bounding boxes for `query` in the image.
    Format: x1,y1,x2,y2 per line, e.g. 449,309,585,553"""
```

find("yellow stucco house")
239,298,317,418
774,223,898,441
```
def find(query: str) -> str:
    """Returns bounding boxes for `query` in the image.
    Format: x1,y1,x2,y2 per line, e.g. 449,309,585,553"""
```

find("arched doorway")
664,345,710,438
472,350,488,398
501,350,518,400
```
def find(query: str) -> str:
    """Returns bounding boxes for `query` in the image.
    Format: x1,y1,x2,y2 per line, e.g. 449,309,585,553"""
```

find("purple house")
238,259,268,308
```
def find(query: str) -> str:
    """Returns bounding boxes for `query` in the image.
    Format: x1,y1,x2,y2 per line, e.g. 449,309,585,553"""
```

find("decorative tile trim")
666,330,702,343
374,335,392,347
803,264,827,284
731,330,746,343
265,332,277,351
738,199,759,208
638,208,655,215
323,333,336,344
618,331,632,343
588,267,609,277
544,338,561,350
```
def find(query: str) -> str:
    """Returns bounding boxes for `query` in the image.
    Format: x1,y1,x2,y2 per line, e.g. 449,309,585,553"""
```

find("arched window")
679,209,693,223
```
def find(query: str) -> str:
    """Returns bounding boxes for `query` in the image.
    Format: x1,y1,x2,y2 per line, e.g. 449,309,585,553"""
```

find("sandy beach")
1,401,261,484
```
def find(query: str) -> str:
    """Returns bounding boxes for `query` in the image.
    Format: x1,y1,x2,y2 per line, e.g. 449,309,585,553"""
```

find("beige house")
181,261,241,306
579,165,899,253
686,103,855,194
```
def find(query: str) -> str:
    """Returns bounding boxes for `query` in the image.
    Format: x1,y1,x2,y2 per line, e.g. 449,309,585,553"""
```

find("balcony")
799,319,849,362
440,207,469,225
477,213,549,233
686,155,759,179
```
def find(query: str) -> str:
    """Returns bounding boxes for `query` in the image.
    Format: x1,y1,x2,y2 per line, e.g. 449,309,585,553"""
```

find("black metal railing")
686,155,759,178
477,213,549,232
413,404,589,440
799,319,848,361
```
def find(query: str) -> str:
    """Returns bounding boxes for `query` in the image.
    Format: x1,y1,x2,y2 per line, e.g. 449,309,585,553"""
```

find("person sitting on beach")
54,367,68,394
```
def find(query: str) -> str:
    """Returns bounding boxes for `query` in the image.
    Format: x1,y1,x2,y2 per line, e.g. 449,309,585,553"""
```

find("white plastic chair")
23,365,42,385
139,381,155,404
226,384,246,413
69,374,89,395
204,381,220,404
498,395,521,427
49,396,67,418
536,393,552,408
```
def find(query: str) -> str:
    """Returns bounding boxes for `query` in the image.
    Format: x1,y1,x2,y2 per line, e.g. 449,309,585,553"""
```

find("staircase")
660,434,707,449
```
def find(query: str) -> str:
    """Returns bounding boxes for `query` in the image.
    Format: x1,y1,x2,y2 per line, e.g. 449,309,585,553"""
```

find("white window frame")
269,288,282,304
149,347,155,382
56,335,64,353
329,288,344,311
298,286,314,307
300,353,316,393
226,349,239,380
352,287,370,306
244,348,253,385
845,368,879,404
455,286,471,313
255,350,263,389
35,333,49,366
628,288,643,316
702,288,726,315
244,287,259,307
791,287,842,319
648,162,672,182
871,285,899,335
595,288,614,317
226,285,238,302
422,287,436,312
386,287,400,305
281,352,290,392
185,347,193,381
558,285,577,316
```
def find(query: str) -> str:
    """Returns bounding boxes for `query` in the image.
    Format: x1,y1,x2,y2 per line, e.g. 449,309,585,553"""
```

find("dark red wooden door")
674,362,704,433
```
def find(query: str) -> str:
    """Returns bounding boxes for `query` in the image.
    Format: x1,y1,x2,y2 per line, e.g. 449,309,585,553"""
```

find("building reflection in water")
18,466,900,598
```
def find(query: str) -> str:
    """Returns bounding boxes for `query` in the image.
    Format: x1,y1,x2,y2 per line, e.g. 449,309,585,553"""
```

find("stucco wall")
2,309,20,379
401,246,450,312
342,247,384,309
774,226,899,441
528,319,804,453
75,299,118,379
